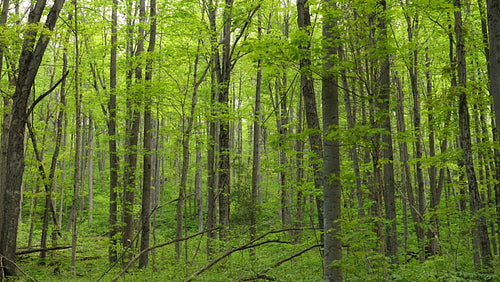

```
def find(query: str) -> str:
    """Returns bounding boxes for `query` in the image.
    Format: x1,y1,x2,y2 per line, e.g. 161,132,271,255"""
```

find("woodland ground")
7,198,500,282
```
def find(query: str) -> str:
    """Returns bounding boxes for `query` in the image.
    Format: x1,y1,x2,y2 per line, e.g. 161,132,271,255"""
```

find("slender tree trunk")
455,0,492,267
394,74,422,257
403,8,427,262
322,1,342,280
175,11,206,259
250,14,262,248
108,0,119,264
206,0,220,255
0,0,11,239
87,117,94,227
426,46,440,257
139,0,156,268
377,0,398,264
70,0,81,275
297,0,324,234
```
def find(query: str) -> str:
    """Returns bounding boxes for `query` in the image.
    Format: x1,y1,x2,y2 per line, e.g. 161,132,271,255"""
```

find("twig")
0,253,37,282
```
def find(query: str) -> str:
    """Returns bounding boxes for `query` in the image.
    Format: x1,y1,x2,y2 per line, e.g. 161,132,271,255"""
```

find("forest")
1,0,500,281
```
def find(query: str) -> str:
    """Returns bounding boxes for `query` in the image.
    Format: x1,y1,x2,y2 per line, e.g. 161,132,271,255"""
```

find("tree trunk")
322,1,342,280
377,0,398,264
108,0,119,264
297,0,324,234
486,0,500,257
139,0,156,268
0,0,11,240
455,0,492,267
217,0,234,241
206,0,220,255
122,0,144,266
250,13,262,248
0,0,65,276
87,117,94,227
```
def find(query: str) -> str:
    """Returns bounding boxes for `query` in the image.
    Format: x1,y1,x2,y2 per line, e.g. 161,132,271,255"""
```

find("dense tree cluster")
0,0,500,280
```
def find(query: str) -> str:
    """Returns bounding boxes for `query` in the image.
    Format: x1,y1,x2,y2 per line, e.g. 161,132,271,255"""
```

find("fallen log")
16,245,72,255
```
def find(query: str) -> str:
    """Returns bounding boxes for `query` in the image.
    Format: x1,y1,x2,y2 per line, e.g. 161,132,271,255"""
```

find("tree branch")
26,70,69,117
16,245,72,255
110,228,218,282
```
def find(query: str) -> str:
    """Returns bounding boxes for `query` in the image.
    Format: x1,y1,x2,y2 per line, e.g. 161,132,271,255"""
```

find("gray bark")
322,1,342,280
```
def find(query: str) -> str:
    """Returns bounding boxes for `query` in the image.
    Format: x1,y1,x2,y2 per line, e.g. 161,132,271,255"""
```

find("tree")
377,0,398,264
0,0,65,276
322,0,342,280
454,0,491,268
486,0,500,257
297,0,324,234
107,0,119,264
139,0,157,269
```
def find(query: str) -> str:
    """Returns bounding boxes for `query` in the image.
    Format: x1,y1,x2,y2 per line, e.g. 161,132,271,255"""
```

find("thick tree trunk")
455,0,492,268
322,1,342,280
486,0,500,257
0,0,65,276
217,0,233,241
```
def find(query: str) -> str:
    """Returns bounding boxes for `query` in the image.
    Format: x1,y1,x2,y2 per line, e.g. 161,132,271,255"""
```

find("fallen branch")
241,244,321,281
16,245,72,255
0,253,37,281
186,239,290,281
110,227,218,282
185,228,318,282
